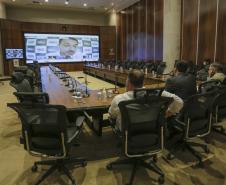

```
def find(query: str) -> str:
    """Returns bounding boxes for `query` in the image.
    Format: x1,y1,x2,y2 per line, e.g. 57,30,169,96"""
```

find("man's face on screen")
59,38,78,57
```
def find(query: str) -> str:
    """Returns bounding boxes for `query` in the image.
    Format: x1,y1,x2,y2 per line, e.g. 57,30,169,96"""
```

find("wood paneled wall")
181,0,226,65
0,19,116,75
117,0,164,62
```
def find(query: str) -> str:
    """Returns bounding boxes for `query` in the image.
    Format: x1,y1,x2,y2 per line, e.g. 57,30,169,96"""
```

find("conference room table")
84,64,166,86
41,66,165,136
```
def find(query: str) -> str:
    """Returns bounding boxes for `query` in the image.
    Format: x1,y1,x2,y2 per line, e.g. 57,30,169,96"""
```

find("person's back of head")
127,69,144,90
210,63,223,73
176,60,188,74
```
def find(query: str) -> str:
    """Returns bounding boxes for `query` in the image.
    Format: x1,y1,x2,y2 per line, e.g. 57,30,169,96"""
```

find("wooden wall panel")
119,13,127,61
0,19,116,75
127,7,133,61
181,0,199,63
146,0,155,62
133,3,139,61
216,0,226,64
181,0,226,65
139,0,146,61
117,0,163,62
155,0,164,62
198,0,217,62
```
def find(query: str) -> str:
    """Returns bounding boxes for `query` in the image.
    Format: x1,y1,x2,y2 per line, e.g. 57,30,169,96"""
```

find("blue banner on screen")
24,33,100,63
5,49,23,60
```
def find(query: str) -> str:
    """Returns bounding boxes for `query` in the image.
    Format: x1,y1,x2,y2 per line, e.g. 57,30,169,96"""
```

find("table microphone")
113,76,119,94
83,73,90,97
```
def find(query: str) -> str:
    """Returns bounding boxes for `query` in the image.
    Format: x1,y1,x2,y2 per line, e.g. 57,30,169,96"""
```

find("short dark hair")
176,60,188,73
210,63,223,73
59,37,78,44
128,69,144,88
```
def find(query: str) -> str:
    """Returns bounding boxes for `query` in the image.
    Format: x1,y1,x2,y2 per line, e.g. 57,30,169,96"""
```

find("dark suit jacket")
165,73,197,100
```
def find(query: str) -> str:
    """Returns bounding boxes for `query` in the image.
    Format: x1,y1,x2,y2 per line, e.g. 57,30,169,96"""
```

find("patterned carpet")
0,75,226,185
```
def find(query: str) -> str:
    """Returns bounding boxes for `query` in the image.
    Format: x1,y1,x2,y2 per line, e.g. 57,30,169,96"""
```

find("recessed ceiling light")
111,2,114,6
45,0,48,2
65,0,69,5
83,3,87,7
12,0,16,2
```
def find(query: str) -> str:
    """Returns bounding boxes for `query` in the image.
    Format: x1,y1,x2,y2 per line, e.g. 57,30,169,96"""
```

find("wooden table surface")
41,66,165,110
84,65,167,86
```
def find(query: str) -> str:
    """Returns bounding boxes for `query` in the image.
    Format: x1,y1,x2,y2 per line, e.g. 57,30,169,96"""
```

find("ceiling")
0,0,139,13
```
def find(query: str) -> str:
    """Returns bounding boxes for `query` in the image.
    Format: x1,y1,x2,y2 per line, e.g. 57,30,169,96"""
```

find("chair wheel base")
167,153,175,160
153,155,158,163
31,164,38,172
71,180,76,185
158,175,165,184
106,164,113,170
205,147,210,154
82,161,87,167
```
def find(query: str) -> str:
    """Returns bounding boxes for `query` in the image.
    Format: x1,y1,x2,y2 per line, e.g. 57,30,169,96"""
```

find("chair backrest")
7,103,69,158
133,87,163,98
179,93,214,139
213,87,226,122
13,92,49,103
198,79,222,94
118,95,173,157
10,79,33,92
11,72,25,84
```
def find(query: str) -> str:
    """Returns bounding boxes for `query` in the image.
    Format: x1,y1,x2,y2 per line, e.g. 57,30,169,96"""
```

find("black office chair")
134,87,164,98
10,72,33,92
107,95,173,185
167,93,214,165
198,79,222,94
7,103,86,185
13,92,49,103
212,87,226,135
156,62,166,76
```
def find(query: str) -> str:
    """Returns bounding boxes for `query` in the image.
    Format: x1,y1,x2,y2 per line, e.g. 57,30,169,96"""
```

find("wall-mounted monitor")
5,48,24,60
24,33,100,64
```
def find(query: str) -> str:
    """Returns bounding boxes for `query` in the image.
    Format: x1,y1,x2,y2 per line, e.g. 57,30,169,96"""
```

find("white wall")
6,7,108,26
163,0,181,73
0,2,6,75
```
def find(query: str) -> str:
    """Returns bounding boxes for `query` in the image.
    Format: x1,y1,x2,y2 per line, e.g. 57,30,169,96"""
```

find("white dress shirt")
108,90,183,131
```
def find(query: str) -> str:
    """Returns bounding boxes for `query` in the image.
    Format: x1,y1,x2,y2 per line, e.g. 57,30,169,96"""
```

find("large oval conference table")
41,66,166,136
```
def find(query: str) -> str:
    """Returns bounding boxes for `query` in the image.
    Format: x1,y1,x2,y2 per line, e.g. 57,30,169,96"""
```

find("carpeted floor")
1,74,226,185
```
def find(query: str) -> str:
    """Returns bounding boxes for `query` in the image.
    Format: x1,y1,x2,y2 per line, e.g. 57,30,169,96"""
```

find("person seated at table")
165,60,197,100
197,59,211,81
108,69,183,131
207,63,225,82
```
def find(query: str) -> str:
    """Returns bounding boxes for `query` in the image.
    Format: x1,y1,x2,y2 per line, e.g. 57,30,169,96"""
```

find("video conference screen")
5,49,24,60
24,33,100,63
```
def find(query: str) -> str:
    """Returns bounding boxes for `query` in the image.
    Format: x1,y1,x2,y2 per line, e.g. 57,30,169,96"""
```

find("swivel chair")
13,92,49,104
212,87,226,135
107,95,173,185
198,79,222,94
167,93,214,165
10,72,33,92
7,103,86,185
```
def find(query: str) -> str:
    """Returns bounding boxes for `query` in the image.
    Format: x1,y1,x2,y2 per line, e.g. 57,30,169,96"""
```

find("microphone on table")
113,76,119,94
83,72,90,97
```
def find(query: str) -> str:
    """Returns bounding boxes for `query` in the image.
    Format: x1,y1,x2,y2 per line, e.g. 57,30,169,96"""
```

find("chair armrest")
173,118,186,132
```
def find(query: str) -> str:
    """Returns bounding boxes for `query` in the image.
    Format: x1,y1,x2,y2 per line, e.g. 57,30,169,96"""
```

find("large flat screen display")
24,33,99,63
5,49,23,60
